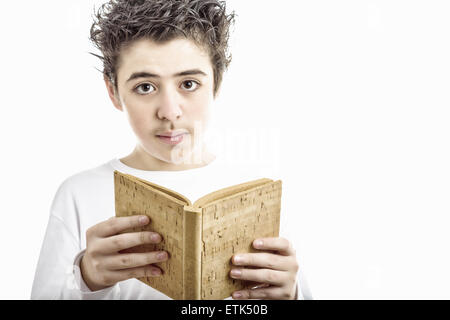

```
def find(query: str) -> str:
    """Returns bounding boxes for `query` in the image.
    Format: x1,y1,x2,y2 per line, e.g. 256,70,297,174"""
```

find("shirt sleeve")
30,213,121,299
296,261,313,300
30,177,122,300
276,174,313,300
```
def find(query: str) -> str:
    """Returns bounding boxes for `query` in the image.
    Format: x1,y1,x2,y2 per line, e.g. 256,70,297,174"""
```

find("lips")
157,134,184,138
156,130,188,138
156,133,185,145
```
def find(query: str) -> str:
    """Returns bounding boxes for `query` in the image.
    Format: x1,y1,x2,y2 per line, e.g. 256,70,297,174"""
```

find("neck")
120,145,216,172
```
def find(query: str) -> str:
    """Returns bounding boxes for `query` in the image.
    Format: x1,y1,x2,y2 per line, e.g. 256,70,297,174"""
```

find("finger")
232,252,293,271
236,280,265,291
106,264,163,285
93,215,150,238
245,282,270,290
252,237,295,256
232,286,293,300
230,267,287,286
105,251,169,270
99,231,162,254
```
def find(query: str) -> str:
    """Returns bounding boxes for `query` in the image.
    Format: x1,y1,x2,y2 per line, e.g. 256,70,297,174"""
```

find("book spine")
182,205,202,300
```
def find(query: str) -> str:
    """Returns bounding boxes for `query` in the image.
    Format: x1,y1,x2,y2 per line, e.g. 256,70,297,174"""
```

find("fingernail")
151,269,161,276
139,216,149,224
157,252,167,260
151,234,160,242
233,292,242,298
233,255,243,264
254,240,263,248
230,269,241,277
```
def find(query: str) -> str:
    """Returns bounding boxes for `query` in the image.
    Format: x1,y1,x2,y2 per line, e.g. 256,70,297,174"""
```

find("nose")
156,86,182,121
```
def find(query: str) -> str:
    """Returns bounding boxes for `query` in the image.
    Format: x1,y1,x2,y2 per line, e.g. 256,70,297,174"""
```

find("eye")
134,83,155,95
181,80,200,91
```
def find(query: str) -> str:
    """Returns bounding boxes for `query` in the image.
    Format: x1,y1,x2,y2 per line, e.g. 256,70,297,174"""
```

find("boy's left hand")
230,237,299,300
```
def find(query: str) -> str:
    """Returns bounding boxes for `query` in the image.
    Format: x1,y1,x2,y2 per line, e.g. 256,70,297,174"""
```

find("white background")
0,0,449,299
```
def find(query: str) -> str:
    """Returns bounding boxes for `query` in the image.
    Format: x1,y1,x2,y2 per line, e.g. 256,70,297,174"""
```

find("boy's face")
105,37,215,168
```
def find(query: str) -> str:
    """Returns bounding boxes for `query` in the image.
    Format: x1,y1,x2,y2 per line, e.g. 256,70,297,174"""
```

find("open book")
114,170,282,300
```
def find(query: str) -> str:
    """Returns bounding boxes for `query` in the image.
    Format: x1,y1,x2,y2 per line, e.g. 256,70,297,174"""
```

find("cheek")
190,95,211,120
122,101,151,134
186,105,210,136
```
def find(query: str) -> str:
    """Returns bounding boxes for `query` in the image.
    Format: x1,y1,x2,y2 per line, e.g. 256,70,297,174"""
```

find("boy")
31,0,311,300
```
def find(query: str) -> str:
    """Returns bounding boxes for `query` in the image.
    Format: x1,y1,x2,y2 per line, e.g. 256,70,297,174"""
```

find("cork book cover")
114,170,282,300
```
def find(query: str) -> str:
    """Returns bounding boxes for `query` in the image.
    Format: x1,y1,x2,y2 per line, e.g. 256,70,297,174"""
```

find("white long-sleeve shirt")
31,156,312,300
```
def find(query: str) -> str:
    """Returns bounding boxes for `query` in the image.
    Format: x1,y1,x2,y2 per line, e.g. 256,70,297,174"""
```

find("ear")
104,74,123,112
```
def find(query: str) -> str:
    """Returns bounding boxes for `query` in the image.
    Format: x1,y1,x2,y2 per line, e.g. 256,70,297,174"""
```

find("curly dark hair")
89,0,236,98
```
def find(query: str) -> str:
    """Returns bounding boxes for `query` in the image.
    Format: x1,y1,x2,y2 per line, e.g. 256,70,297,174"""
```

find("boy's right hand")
80,215,168,291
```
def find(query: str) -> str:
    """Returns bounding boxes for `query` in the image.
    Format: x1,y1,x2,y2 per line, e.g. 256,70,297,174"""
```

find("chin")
157,147,195,165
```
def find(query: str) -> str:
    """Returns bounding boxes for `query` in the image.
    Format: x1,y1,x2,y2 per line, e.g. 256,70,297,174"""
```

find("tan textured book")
114,170,282,300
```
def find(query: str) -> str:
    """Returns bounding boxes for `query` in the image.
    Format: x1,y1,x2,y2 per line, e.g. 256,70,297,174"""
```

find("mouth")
156,133,186,145
156,133,185,138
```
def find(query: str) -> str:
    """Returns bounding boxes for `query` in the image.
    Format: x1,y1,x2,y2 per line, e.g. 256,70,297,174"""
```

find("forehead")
118,37,212,78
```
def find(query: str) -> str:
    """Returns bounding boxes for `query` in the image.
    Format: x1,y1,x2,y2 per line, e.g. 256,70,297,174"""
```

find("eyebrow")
126,69,207,83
